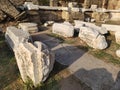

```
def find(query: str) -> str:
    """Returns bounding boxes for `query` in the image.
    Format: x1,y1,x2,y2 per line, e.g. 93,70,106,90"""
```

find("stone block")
79,26,108,49
52,22,74,37
5,27,55,86
19,23,38,33
14,41,55,86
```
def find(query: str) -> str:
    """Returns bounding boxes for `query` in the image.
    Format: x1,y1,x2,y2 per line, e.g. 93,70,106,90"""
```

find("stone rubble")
19,23,39,33
79,26,108,49
5,26,55,86
52,22,74,37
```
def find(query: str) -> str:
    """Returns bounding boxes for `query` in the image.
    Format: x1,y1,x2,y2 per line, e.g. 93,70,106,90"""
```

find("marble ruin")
5,26,55,86
3,0,120,89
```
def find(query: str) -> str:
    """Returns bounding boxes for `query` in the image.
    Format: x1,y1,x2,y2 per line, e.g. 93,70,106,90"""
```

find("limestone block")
19,23,38,33
5,26,30,50
79,26,108,49
14,41,55,86
62,11,70,21
24,2,39,10
52,22,74,37
115,31,120,45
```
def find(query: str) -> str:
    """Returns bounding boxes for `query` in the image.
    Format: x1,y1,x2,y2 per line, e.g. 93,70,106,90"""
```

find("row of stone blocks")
52,21,108,50
5,26,55,86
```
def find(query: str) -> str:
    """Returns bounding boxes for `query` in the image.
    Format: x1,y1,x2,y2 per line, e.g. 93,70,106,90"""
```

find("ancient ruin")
1,0,120,89
5,26,55,86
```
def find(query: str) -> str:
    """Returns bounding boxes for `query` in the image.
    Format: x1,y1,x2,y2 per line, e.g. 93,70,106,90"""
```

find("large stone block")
0,0,20,18
79,26,108,49
14,41,55,86
5,26,55,86
52,22,74,37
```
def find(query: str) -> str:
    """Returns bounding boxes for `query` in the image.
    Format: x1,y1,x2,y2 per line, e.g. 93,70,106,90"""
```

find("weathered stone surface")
5,26,55,86
14,41,55,86
115,32,120,45
79,26,108,49
52,22,74,37
74,20,108,34
5,26,30,50
0,0,20,19
19,23,38,33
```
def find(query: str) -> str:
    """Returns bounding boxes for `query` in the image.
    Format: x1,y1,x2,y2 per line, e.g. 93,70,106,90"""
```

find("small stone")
79,26,108,49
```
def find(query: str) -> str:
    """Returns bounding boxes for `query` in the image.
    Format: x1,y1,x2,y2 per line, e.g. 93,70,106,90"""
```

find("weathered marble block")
19,23,38,33
52,22,74,37
14,42,55,86
79,26,108,49
5,26,30,50
5,26,55,86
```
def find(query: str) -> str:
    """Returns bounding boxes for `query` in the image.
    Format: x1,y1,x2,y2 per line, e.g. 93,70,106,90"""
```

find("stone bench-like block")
19,23,38,33
52,22,74,37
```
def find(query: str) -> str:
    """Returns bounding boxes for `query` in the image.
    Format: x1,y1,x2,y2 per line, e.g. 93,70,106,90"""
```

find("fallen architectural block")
74,20,108,34
14,42,55,86
79,26,108,49
5,26,31,50
102,24,120,32
52,22,74,37
5,26,55,86
19,23,38,33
